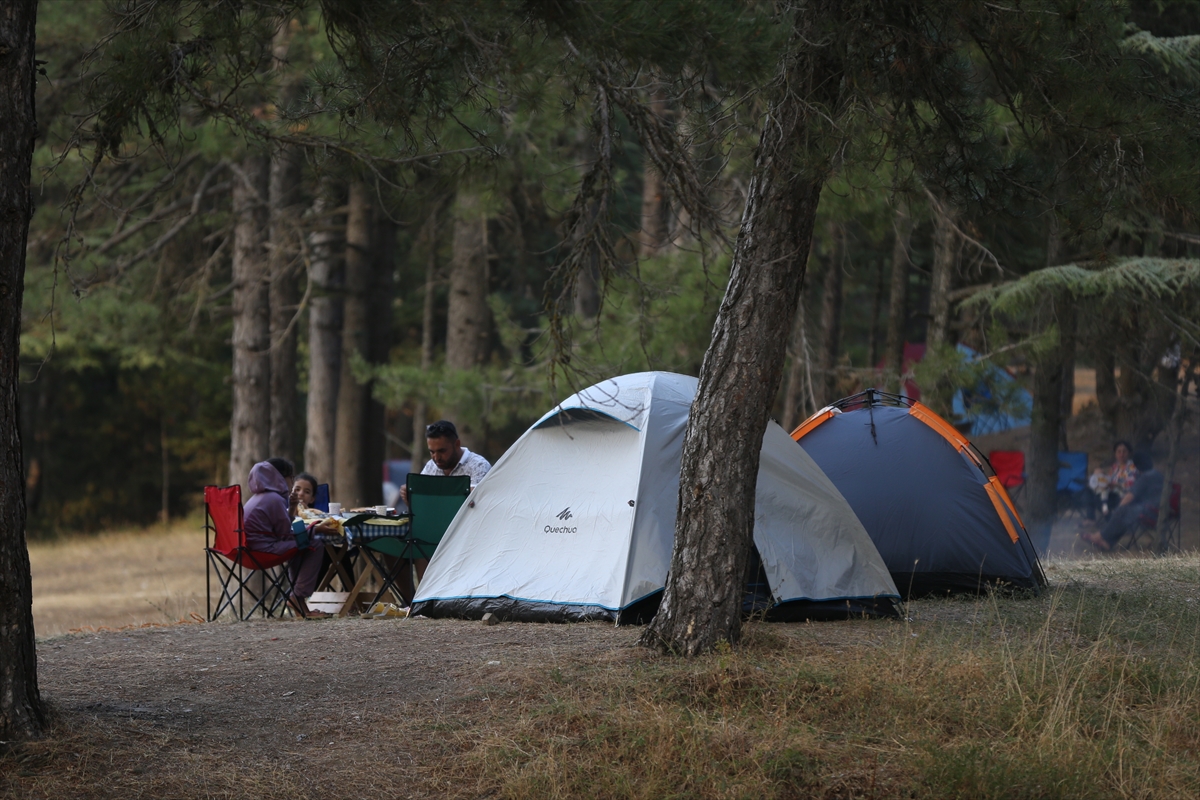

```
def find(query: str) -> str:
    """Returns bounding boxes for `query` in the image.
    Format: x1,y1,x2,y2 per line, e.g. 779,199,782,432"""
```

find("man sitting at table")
399,420,491,504
394,420,490,604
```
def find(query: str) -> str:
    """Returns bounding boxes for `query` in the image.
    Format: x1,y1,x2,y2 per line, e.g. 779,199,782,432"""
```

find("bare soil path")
12,615,637,799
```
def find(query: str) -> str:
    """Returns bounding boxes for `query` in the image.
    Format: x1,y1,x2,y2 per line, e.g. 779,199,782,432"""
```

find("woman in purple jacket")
244,458,335,619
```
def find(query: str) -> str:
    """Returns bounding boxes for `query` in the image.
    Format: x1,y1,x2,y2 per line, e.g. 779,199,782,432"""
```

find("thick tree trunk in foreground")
268,144,303,462
884,203,912,392
817,229,843,405
333,181,372,506
0,0,44,740
303,180,343,482
229,155,271,491
641,28,839,655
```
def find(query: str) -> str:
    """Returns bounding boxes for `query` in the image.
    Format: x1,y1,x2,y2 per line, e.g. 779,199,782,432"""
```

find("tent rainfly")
791,389,1046,598
411,372,901,623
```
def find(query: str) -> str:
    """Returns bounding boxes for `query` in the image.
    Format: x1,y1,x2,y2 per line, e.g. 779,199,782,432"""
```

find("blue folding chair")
1056,451,1089,517
314,483,330,512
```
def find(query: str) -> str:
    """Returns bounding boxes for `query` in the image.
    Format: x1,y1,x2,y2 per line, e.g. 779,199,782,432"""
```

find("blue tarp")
951,344,1033,436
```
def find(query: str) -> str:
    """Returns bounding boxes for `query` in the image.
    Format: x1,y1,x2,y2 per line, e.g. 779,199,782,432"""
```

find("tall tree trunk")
0,0,44,740
333,181,372,505
268,144,303,461
641,18,841,655
363,202,396,505
638,87,670,259
1094,341,1118,438
1156,359,1194,551
1058,303,1076,451
412,206,439,467
303,178,343,482
228,155,271,491
926,201,958,348
817,227,843,406
267,19,303,463
867,259,885,369
444,189,491,449
884,203,912,393
781,296,812,431
1026,296,1069,552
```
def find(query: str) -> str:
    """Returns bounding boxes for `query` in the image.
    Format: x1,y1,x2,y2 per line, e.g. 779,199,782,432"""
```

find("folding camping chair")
988,450,1026,506
314,483,330,512
342,475,470,611
205,485,297,621
1120,482,1183,554
1056,451,1090,518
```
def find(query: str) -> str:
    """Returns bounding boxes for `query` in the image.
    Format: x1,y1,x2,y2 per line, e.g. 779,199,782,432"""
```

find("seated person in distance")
1086,440,1136,519
243,458,337,618
395,420,491,604
399,419,491,504
290,471,319,517
1081,450,1164,551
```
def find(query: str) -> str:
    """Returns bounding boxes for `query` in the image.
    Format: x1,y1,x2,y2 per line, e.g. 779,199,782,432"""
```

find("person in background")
395,420,491,604
1086,440,1137,519
290,471,319,517
1081,450,1163,551
399,420,491,504
243,458,336,619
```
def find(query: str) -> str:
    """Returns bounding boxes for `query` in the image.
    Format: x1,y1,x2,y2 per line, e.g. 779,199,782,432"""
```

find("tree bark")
637,87,670,259
444,189,491,449
228,155,271,492
641,19,840,655
303,178,343,483
884,203,912,393
1156,359,1194,551
266,19,303,463
412,206,439,467
268,144,303,462
1026,296,1068,552
817,227,843,406
926,201,958,348
867,259,885,369
781,295,814,431
1057,302,1076,451
1094,341,1118,438
363,201,396,505
333,181,372,505
0,0,45,740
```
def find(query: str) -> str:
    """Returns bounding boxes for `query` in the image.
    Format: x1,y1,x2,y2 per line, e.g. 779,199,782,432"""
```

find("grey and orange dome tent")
791,389,1045,598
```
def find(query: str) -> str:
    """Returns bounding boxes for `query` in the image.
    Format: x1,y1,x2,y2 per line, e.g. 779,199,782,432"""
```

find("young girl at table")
243,459,336,619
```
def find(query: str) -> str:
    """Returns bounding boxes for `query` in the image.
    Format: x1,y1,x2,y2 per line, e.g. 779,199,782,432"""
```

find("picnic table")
310,512,413,616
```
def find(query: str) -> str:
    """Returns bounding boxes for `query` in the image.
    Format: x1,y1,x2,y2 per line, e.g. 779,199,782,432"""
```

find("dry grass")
29,518,207,637
7,527,1200,799
454,561,1200,800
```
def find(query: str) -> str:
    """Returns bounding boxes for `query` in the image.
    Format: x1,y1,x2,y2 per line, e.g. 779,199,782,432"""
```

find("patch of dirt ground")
10,616,641,799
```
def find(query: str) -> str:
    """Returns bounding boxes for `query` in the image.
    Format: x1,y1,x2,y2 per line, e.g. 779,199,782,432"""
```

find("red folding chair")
205,485,297,621
988,450,1026,505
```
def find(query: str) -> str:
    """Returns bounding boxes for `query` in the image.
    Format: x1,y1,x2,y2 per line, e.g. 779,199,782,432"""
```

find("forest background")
20,0,1200,537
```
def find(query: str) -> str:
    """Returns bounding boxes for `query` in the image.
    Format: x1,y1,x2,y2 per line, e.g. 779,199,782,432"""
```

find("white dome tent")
412,372,900,623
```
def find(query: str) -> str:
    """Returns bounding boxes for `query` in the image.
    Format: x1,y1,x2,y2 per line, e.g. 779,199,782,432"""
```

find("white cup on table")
328,502,342,516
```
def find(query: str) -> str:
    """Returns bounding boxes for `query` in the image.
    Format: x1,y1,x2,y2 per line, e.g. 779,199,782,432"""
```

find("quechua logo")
545,506,577,534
